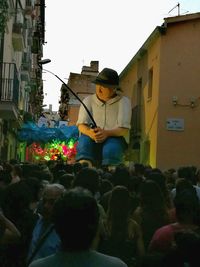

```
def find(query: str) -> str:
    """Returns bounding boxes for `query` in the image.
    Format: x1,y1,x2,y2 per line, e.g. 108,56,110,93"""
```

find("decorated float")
18,121,79,163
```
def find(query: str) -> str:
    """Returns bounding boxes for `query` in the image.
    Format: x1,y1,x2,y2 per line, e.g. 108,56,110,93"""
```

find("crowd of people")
0,159,200,267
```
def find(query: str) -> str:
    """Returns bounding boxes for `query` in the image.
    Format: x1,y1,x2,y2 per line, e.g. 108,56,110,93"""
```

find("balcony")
25,0,33,17
0,63,20,120
12,22,24,51
31,36,40,54
21,62,31,82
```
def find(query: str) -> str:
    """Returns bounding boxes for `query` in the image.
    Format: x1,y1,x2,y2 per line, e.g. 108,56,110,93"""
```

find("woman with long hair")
98,185,144,266
132,180,171,250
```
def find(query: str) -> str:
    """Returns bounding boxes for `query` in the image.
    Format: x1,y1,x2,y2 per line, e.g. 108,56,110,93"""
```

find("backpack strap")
27,224,54,266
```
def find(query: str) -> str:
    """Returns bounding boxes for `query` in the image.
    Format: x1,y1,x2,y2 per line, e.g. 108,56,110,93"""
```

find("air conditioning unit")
21,71,30,82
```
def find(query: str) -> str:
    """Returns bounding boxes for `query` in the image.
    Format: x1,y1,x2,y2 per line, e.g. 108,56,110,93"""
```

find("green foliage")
0,0,9,33
23,112,34,123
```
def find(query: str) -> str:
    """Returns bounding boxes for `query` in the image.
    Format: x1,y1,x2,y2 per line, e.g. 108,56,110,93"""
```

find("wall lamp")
172,96,178,106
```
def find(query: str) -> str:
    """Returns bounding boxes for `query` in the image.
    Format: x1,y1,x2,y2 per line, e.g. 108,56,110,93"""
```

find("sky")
42,0,200,111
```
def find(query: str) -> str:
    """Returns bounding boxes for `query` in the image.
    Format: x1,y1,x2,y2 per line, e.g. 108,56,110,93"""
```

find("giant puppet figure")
76,68,132,169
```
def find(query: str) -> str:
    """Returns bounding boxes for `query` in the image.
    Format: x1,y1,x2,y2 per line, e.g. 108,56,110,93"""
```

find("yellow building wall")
142,38,161,168
157,18,200,170
121,14,200,170
120,63,139,164
121,36,162,167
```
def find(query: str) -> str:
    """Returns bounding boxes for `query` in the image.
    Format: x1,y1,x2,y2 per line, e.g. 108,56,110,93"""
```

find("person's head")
73,167,100,195
2,162,13,173
163,230,200,267
127,175,143,195
110,164,131,187
175,178,196,196
177,166,196,185
73,162,83,176
147,172,166,191
163,169,176,190
137,252,164,267
53,187,100,252
21,163,40,179
173,230,200,267
139,180,167,213
9,159,19,165
99,179,113,196
22,177,43,202
59,173,74,190
108,185,131,221
41,183,65,222
1,180,33,219
106,185,133,241
134,163,145,177
0,170,12,187
93,68,120,102
12,164,23,178
147,172,171,206
174,189,200,224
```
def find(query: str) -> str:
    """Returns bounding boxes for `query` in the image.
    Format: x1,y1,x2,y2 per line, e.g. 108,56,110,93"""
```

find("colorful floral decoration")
18,122,79,162
31,138,78,162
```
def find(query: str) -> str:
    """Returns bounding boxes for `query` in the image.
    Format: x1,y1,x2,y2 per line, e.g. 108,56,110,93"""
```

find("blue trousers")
76,134,127,166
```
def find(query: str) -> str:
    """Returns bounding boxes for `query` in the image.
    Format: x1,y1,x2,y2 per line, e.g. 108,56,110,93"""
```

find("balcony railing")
0,62,19,105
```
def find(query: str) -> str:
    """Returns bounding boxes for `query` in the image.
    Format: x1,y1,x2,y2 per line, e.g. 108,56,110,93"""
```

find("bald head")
42,183,65,222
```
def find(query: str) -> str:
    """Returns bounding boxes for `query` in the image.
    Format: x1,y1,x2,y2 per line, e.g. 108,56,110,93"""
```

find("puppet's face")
96,84,116,102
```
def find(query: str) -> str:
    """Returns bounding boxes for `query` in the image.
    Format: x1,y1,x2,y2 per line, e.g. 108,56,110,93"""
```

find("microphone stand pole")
39,65,97,129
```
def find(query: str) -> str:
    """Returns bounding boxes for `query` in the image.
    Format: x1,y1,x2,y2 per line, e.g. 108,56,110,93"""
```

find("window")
137,78,142,106
148,68,153,99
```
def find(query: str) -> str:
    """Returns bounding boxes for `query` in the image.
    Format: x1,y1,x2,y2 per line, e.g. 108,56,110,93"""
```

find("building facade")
0,0,46,162
59,61,99,125
120,12,200,170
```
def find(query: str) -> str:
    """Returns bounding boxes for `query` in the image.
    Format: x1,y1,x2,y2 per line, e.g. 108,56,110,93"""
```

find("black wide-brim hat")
92,68,119,88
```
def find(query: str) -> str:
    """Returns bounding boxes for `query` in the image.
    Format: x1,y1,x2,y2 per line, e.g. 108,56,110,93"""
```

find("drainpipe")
0,33,4,99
